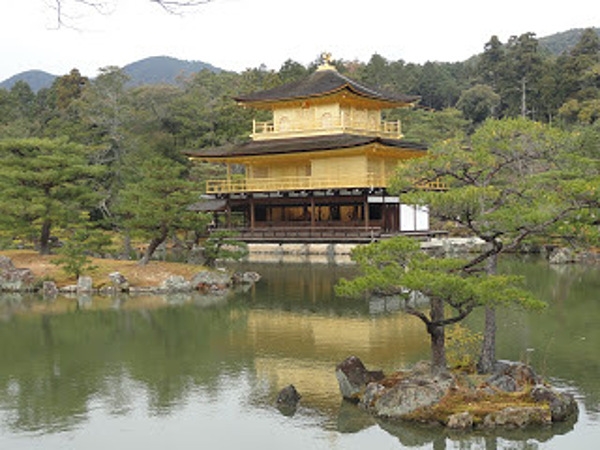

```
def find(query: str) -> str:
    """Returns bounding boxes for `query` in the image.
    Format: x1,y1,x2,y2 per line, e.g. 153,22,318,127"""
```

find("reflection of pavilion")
185,56,439,243
244,310,429,411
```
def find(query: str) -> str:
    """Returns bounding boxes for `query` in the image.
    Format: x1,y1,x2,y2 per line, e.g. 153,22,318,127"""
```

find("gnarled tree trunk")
478,252,499,373
138,226,168,266
39,219,52,255
428,297,447,376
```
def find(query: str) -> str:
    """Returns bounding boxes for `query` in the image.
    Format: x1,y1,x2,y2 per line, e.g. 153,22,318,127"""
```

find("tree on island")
391,117,599,373
335,236,543,376
0,137,105,255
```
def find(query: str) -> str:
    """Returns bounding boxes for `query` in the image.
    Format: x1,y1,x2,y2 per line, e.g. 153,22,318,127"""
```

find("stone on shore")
77,276,93,292
160,275,192,292
447,411,474,429
190,270,232,292
548,247,576,264
484,360,542,393
483,406,551,428
42,281,58,298
108,271,129,291
361,368,454,418
0,256,35,292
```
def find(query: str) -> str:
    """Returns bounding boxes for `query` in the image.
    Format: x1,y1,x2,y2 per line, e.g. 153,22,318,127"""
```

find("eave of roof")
183,134,427,160
233,67,419,106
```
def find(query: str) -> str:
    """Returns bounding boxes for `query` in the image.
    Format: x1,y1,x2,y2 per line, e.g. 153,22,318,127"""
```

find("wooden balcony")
207,173,386,194
206,174,446,194
252,118,402,140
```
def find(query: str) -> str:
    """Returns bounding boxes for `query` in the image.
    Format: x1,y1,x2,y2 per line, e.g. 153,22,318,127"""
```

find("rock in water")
335,356,384,402
276,385,301,406
232,271,261,285
530,385,578,422
276,385,301,416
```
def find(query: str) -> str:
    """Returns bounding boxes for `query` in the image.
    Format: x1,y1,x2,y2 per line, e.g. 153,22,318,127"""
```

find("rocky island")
335,356,578,430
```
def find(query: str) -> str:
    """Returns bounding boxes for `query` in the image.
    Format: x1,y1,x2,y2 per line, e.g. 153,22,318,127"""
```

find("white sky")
1,0,599,81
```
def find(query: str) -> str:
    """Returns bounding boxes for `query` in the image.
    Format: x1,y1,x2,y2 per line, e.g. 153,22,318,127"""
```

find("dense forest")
0,29,599,264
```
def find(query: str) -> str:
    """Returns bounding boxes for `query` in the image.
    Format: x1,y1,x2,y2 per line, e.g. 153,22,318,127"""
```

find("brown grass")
399,374,543,425
431,388,539,422
1,250,206,288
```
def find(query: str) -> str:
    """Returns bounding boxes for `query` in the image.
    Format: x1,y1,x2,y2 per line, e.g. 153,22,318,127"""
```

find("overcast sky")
1,0,598,81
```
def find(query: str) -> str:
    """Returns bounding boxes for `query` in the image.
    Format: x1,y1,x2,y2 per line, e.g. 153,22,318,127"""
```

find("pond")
0,257,598,449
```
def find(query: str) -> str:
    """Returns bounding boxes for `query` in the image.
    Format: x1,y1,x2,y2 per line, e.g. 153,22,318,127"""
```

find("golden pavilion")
184,55,433,242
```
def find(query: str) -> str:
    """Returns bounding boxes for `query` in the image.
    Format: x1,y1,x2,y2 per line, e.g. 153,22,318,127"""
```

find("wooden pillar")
250,196,255,230
364,194,370,230
226,198,231,229
226,163,232,192
310,195,316,229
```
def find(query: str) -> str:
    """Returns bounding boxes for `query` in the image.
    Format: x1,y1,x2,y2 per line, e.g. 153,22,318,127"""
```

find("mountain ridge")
2,27,598,92
0,56,223,92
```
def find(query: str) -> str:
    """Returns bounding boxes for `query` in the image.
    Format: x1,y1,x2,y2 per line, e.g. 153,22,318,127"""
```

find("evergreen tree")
478,36,505,91
0,138,105,254
392,117,599,372
557,28,600,124
336,236,542,375
114,155,207,265
456,84,501,124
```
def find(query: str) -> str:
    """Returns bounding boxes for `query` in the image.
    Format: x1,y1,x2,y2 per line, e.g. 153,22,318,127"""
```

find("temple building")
184,55,435,242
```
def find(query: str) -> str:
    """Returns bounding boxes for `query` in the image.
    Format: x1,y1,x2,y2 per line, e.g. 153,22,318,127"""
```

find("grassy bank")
1,250,205,288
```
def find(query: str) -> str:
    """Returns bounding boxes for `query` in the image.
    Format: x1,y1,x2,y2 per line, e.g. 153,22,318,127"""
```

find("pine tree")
392,117,599,372
114,155,207,265
0,138,105,254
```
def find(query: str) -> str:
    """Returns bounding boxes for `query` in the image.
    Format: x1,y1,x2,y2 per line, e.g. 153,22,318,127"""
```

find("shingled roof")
183,134,427,159
234,66,419,107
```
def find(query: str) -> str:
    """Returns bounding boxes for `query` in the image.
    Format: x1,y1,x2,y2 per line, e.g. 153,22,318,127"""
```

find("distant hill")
539,27,600,55
0,56,222,92
122,56,222,86
0,70,57,92
1,30,598,92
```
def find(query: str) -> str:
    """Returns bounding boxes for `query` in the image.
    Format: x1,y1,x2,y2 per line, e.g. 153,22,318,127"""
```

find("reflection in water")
0,258,598,449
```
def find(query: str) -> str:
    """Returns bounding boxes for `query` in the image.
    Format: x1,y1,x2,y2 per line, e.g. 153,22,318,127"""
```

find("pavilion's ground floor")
196,188,435,243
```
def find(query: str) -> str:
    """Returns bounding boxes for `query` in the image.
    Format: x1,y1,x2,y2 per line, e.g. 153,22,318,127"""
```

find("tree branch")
150,0,213,14
49,1,213,27
431,305,474,328
403,304,431,327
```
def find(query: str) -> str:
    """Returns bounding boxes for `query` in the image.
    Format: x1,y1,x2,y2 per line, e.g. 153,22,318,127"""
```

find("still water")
0,257,598,449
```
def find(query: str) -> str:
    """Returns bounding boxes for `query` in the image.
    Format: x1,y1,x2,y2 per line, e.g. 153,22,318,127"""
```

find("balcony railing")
206,174,446,194
251,118,402,140
207,174,384,194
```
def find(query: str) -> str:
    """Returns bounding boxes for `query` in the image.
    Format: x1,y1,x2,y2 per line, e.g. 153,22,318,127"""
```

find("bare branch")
47,1,212,27
150,0,213,14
